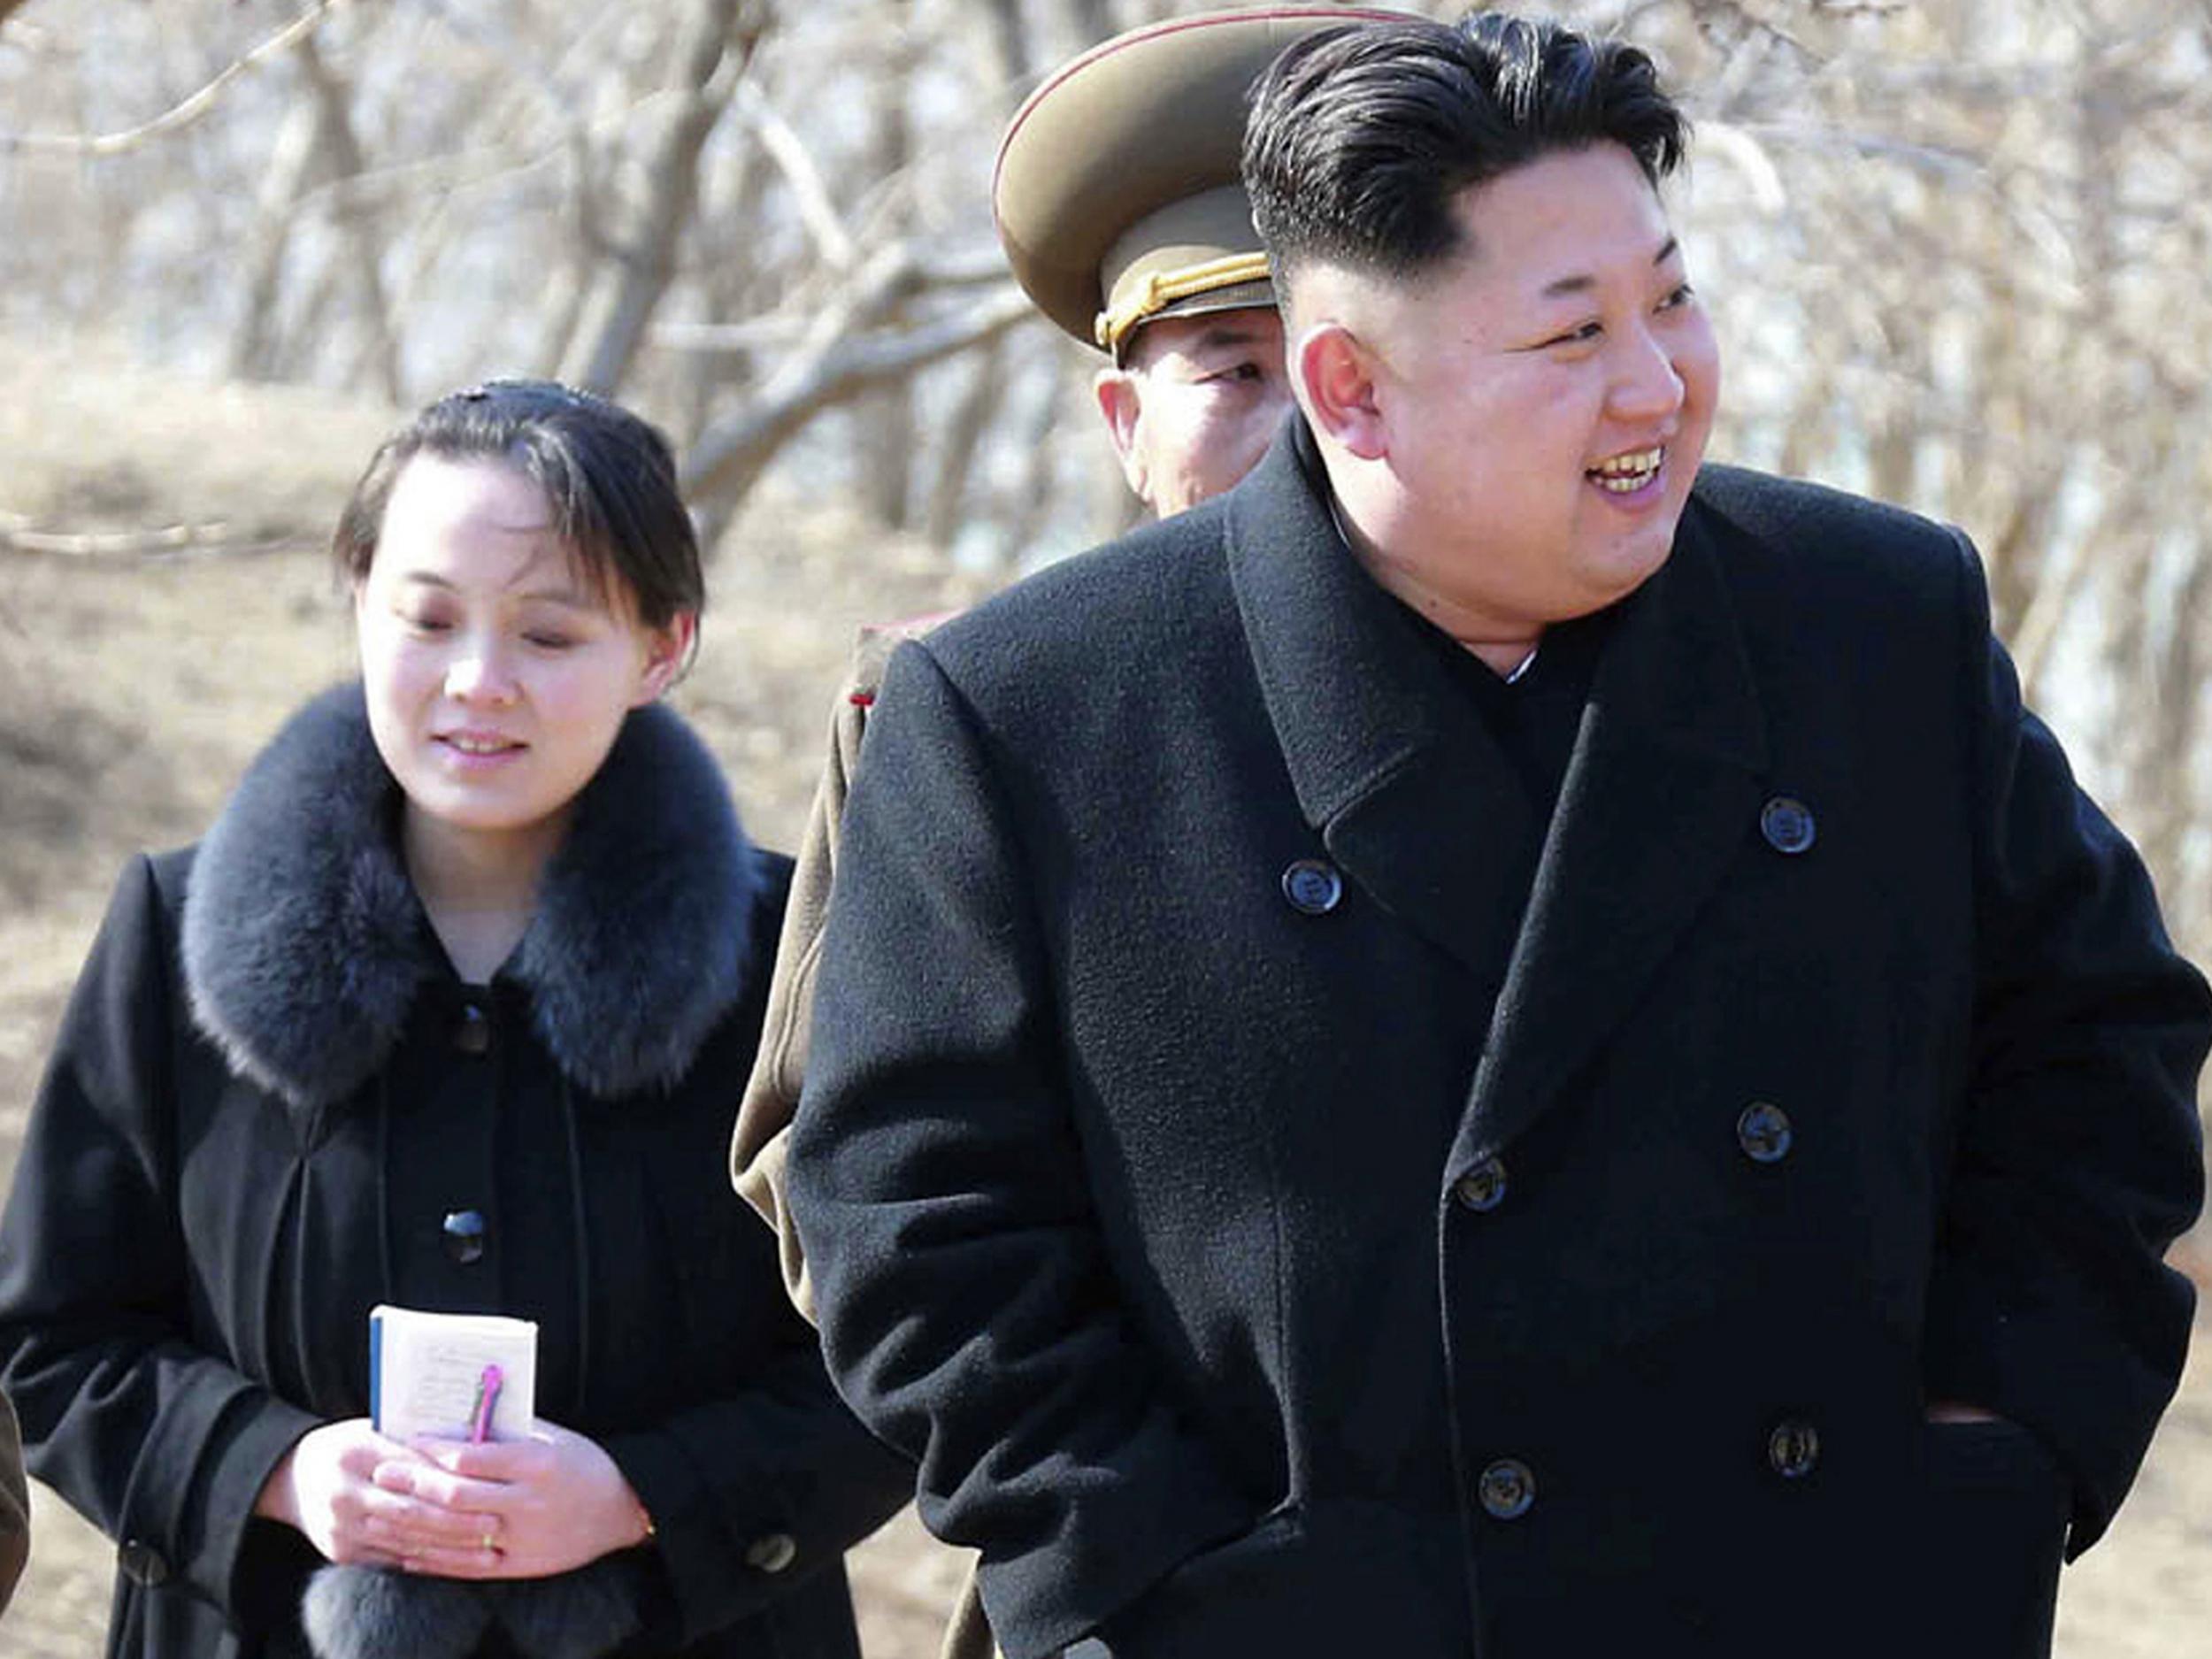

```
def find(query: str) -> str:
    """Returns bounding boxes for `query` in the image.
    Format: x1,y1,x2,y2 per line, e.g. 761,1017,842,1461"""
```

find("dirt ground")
0,350,2207,1655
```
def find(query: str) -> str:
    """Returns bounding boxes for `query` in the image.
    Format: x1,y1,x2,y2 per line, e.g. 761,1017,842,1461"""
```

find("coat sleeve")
602,1316,913,1646
1921,535,2210,1555
787,641,1257,1659
0,1386,28,1612
0,854,323,1630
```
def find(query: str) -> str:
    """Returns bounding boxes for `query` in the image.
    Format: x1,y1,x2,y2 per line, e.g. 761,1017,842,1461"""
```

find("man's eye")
1540,321,1603,350
526,632,577,650
1657,282,1696,311
402,612,453,634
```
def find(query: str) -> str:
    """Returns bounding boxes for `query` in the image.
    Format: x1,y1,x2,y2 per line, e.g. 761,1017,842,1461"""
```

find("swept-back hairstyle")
1243,11,1686,287
333,379,703,631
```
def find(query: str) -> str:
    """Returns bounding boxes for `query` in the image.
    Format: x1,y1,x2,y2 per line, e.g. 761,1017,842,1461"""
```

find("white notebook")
369,1304,538,1444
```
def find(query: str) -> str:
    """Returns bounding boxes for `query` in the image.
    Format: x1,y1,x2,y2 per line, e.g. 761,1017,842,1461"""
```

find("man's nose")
1607,326,1686,424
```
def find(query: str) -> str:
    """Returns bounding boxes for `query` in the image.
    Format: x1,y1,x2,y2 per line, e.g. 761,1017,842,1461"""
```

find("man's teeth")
448,736,513,755
1589,448,1663,492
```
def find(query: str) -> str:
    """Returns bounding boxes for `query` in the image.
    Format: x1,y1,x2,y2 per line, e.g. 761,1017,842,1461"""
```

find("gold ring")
481,1531,497,1553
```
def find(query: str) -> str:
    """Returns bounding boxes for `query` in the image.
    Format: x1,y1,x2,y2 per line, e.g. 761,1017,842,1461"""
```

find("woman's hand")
255,1418,497,1569
369,1418,654,1579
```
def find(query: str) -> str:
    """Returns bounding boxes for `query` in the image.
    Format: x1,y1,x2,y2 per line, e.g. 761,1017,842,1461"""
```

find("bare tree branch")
0,515,296,560
559,0,764,395
733,78,856,272
0,0,350,157
680,281,1035,511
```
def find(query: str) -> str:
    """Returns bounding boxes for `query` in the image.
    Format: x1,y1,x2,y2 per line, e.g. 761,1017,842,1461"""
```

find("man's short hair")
1243,11,1687,288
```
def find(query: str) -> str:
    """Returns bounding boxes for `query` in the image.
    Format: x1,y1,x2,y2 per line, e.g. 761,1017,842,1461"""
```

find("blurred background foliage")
0,0,2206,947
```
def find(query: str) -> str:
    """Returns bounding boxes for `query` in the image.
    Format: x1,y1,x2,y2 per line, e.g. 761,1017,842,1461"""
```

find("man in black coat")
787,14,2211,1659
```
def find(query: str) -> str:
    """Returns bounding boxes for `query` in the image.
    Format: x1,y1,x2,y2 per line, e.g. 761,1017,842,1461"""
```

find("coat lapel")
1229,422,1541,982
1451,498,1769,1172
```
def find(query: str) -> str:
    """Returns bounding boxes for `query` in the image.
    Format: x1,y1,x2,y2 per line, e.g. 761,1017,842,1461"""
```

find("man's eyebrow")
1188,324,1268,353
1537,235,1682,300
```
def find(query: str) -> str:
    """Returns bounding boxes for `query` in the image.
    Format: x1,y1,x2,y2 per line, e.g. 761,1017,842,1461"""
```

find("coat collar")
1228,419,1770,1166
1227,419,1546,980
181,683,765,1113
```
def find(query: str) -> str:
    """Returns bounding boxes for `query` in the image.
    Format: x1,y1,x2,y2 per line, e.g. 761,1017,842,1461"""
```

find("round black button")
1768,1419,1821,1479
442,1209,488,1265
1760,795,1816,856
1736,1102,1794,1164
745,1532,799,1573
119,1540,170,1586
452,1002,492,1056
1478,1458,1536,1520
1281,859,1344,916
1454,1157,1509,1214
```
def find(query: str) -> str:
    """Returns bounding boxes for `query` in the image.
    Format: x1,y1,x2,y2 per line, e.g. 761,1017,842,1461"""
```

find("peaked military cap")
994,6,1412,359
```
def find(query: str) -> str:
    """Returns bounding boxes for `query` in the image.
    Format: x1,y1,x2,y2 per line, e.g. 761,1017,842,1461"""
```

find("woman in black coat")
0,381,908,1659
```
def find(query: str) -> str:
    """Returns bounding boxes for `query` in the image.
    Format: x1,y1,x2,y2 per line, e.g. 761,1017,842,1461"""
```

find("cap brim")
994,7,1414,349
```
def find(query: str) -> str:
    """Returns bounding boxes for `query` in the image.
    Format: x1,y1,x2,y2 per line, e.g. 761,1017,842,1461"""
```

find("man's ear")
1294,322,1386,460
635,612,697,704
1092,367,1150,499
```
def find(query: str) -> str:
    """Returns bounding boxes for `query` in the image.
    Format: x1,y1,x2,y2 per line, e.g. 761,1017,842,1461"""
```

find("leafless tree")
1,0,2207,953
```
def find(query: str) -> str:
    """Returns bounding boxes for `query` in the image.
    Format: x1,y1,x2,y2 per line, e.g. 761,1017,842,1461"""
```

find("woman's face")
354,454,689,863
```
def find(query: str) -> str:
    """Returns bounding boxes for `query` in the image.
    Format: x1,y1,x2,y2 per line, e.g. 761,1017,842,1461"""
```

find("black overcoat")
787,423,2209,1659
0,687,910,1659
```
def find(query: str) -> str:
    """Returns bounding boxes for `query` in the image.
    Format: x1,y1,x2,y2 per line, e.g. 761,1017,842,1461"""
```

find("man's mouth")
1587,446,1664,494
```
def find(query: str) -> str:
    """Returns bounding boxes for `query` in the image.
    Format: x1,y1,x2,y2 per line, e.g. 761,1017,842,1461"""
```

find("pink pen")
467,1363,503,1444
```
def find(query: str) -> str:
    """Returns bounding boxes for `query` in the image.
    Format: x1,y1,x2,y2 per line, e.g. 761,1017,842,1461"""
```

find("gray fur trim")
182,683,761,1111
302,1560,645,1659
488,1556,648,1658
303,1565,488,1659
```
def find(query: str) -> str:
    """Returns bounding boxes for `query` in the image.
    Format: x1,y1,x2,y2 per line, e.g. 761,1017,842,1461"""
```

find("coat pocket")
1911,1419,2070,1659
1073,1499,1468,1659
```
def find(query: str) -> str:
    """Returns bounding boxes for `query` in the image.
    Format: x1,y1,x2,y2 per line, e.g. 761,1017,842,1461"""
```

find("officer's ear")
1093,365,1151,500
1294,320,1386,461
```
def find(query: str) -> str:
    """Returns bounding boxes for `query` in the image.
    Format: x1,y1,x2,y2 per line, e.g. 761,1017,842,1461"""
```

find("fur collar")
182,683,764,1112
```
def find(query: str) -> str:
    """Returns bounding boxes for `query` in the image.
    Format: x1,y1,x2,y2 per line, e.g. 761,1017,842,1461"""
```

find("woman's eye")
402,611,453,634
1542,321,1603,350
525,632,577,650
1658,282,1695,312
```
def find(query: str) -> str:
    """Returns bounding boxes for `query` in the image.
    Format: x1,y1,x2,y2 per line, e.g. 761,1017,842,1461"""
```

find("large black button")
744,1532,799,1573
1281,859,1344,916
452,1002,492,1056
1768,1419,1821,1479
1760,795,1816,855
1453,1157,1509,1213
119,1540,170,1586
1478,1459,1536,1520
1736,1102,1794,1164
442,1209,488,1265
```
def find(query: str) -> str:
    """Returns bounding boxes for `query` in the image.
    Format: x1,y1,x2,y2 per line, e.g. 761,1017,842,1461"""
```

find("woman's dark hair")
333,380,703,631
1243,11,1687,286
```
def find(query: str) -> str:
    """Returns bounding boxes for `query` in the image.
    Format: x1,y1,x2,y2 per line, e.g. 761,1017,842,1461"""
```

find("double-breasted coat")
786,422,2209,1659
0,687,910,1659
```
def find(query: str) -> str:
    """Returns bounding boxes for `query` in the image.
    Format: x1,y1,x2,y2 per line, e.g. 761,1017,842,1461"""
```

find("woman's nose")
444,637,519,704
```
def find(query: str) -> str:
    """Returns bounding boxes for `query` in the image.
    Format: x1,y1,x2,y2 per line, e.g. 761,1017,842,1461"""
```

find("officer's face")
1312,142,1718,648
1094,307,1291,518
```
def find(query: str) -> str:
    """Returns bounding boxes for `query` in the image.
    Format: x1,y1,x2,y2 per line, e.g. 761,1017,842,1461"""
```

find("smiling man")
788,13,2208,1659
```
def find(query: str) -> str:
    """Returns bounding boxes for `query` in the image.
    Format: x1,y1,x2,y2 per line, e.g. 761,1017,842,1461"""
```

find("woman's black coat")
787,422,2210,1659
0,687,910,1659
